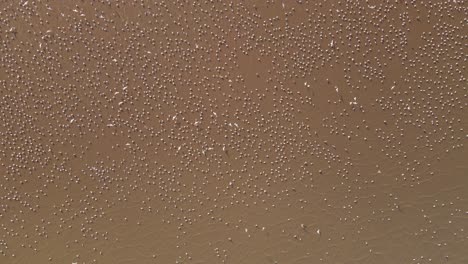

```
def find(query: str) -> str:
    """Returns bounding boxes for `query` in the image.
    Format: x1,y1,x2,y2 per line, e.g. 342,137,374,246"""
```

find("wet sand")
0,0,467,263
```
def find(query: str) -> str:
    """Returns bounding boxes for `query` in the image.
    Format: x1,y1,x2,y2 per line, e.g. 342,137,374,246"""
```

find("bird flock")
0,0,466,263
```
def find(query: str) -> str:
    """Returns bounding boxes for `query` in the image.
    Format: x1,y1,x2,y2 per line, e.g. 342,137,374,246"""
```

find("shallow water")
0,0,467,263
